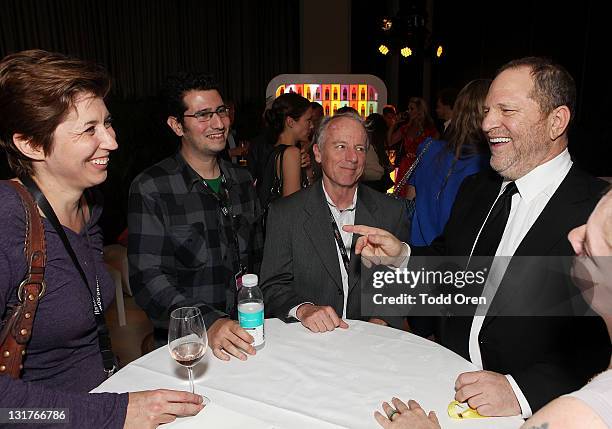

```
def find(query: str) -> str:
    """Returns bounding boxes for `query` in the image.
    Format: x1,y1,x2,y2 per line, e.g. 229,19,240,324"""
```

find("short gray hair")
314,111,369,149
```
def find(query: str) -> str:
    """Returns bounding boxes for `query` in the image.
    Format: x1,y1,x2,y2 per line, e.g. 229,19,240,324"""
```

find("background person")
407,79,491,246
435,87,459,133
256,92,313,209
390,97,439,198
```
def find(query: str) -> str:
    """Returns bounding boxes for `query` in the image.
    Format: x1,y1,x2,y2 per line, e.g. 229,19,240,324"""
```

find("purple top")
0,182,128,428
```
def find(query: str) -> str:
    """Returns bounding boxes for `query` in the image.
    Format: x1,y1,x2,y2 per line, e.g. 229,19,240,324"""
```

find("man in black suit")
347,57,610,418
260,112,410,333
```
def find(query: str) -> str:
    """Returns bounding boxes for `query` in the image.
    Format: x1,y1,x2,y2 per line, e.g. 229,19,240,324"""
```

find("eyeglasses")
183,105,230,122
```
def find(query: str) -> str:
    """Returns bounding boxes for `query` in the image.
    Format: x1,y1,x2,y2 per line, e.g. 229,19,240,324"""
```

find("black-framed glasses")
184,105,230,122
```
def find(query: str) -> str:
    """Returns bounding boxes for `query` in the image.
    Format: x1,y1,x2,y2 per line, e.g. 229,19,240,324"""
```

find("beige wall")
300,0,351,73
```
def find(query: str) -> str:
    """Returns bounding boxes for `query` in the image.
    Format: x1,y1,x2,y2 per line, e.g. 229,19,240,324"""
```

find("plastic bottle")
237,274,265,350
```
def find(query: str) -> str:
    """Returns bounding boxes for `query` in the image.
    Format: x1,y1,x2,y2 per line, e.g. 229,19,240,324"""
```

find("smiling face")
39,93,117,192
170,89,229,159
482,66,564,180
314,116,367,192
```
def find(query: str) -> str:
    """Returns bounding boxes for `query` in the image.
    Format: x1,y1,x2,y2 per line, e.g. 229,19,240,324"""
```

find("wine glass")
168,307,210,403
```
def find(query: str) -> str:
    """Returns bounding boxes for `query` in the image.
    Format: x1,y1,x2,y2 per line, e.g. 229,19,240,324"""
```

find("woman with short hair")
0,49,203,429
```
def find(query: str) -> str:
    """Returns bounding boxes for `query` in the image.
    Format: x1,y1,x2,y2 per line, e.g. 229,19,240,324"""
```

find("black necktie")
472,182,519,257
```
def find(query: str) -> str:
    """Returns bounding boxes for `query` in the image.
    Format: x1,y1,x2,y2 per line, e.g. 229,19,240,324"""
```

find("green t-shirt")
203,176,222,194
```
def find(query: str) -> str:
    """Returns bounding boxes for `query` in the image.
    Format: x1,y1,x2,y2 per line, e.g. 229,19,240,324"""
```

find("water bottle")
237,274,265,350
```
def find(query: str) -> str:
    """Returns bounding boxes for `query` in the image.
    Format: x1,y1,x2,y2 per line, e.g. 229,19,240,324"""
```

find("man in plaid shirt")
128,72,263,360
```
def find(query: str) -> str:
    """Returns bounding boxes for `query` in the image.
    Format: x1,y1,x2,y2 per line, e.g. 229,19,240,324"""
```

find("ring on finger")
386,408,400,421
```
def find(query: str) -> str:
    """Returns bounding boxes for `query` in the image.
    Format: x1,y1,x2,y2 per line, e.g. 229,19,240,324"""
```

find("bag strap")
0,180,46,378
392,137,434,198
19,176,117,375
275,145,288,188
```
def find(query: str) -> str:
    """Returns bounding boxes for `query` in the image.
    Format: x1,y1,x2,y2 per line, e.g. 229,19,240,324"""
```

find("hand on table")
124,389,204,428
374,398,440,429
207,318,255,361
296,304,348,332
343,225,408,268
454,370,521,416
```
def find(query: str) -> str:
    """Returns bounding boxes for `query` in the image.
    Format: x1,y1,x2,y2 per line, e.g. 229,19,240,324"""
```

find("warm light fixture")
379,44,390,55
381,18,393,31
400,47,413,57
436,45,444,58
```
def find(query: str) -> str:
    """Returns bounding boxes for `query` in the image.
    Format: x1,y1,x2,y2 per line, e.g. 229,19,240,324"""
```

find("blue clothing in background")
408,139,489,246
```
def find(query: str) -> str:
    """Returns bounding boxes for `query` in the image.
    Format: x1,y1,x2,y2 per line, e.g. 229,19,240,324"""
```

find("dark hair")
310,101,324,114
336,106,358,115
161,72,221,123
437,88,459,109
0,49,110,177
263,92,310,142
444,79,491,159
365,113,391,169
497,56,576,121
382,105,397,116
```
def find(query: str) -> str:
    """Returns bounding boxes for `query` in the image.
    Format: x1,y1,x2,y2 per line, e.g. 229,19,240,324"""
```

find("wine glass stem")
188,367,194,394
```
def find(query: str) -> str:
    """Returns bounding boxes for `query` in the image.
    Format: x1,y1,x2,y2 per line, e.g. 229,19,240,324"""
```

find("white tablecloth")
93,319,524,428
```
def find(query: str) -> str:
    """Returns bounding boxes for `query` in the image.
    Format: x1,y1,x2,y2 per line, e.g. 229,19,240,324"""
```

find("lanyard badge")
200,174,246,290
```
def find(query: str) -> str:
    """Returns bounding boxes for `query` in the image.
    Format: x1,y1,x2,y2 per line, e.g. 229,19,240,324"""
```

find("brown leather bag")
0,181,46,378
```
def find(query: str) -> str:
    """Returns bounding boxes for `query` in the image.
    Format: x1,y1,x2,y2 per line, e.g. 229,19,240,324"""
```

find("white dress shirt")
468,149,573,418
289,182,358,320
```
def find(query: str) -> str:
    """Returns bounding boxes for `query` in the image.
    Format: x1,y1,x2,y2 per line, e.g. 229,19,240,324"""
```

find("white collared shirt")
288,182,358,320
468,148,573,418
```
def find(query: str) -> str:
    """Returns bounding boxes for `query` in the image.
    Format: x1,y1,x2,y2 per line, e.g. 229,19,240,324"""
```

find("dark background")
1,0,610,242
352,0,611,177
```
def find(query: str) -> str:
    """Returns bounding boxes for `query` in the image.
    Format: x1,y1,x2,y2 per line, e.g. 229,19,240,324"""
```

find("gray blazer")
260,181,410,323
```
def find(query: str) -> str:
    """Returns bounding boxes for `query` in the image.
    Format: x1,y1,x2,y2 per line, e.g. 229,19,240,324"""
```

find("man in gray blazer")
259,112,410,333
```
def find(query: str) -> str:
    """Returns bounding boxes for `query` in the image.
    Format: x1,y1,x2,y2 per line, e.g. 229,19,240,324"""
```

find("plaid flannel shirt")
128,152,263,341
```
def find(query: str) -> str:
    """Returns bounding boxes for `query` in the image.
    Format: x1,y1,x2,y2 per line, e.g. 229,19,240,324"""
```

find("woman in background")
257,92,312,209
391,97,439,198
362,113,393,193
407,80,491,246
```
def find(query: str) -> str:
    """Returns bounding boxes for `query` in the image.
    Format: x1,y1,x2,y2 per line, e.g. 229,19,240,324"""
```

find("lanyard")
19,176,116,375
199,174,244,275
327,205,351,273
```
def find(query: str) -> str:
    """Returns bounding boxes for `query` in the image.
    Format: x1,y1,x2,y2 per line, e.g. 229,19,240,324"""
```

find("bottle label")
238,303,265,347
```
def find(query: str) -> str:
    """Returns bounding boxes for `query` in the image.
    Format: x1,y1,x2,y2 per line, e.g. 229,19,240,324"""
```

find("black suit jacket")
260,181,410,325
413,166,611,412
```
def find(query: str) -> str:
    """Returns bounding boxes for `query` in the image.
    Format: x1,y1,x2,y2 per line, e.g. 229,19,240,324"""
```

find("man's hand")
454,370,521,416
125,389,204,428
207,319,255,361
374,398,441,429
296,304,349,332
343,225,408,268
368,318,389,326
